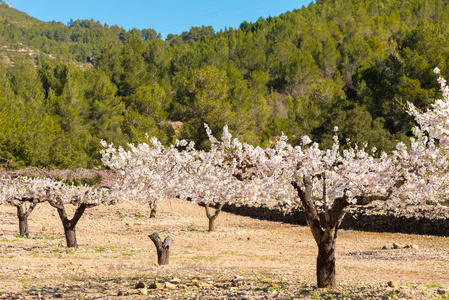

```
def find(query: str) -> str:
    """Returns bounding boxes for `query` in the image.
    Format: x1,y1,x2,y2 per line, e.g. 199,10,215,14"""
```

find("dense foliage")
1,0,449,168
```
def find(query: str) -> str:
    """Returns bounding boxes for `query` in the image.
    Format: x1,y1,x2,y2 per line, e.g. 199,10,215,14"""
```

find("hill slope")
0,0,449,168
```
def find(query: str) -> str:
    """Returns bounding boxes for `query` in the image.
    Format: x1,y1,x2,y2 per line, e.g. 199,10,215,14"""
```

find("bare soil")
0,198,448,299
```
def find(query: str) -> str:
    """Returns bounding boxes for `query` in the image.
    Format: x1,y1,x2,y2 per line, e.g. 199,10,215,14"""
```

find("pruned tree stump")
149,232,173,265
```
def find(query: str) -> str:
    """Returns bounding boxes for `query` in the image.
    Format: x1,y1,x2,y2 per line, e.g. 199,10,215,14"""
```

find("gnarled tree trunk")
149,200,158,218
205,203,224,232
292,175,347,288
16,202,36,237
316,228,338,288
291,173,405,288
149,232,173,265
49,200,87,248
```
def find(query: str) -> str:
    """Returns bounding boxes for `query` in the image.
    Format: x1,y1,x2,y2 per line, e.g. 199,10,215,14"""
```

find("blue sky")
6,0,313,38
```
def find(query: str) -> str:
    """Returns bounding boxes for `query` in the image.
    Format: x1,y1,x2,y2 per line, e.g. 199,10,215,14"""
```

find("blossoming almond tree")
0,177,55,237
204,101,445,288
175,147,268,231
100,138,188,218
175,125,296,231
46,184,114,248
176,165,240,231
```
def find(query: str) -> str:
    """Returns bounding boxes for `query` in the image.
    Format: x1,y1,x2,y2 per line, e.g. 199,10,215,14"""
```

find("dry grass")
0,198,448,298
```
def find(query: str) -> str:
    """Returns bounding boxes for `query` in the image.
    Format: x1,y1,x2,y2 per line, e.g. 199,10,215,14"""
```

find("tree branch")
204,203,212,219
328,196,350,230
355,178,406,206
71,203,87,227
291,176,323,244
204,202,224,220
48,198,65,210
23,203,37,219
322,172,330,224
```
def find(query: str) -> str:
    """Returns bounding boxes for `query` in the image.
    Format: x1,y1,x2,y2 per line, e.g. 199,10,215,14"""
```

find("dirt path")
1,198,448,299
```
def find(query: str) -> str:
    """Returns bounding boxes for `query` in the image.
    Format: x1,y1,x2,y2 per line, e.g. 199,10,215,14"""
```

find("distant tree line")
0,0,448,169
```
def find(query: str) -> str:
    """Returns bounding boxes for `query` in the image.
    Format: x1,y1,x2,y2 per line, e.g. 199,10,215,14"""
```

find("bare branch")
48,199,64,210
71,203,87,227
322,172,330,224
355,178,406,206
23,203,37,219
291,176,323,244
329,196,350,229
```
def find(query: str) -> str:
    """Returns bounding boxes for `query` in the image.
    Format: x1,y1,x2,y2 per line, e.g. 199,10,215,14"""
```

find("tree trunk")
149,232,173,265
317,237,336,288
63,226,78,248
17,205,29,237
205,203,224,232
18,210,29,237
291,176,348,289
149,200,158,218
208,216,216,232
51,200,87,248
16,203,36,238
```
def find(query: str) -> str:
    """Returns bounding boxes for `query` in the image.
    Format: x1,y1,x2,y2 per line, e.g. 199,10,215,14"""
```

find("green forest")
0,0,448,169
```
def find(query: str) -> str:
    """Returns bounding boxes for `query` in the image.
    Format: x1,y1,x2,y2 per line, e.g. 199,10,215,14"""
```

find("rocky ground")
0,198,448,299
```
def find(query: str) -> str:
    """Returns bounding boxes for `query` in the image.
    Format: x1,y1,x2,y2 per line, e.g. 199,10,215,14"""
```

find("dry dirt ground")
0,198,448,299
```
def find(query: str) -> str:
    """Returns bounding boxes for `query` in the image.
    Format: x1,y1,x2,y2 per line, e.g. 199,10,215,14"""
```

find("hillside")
0,0,449,169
